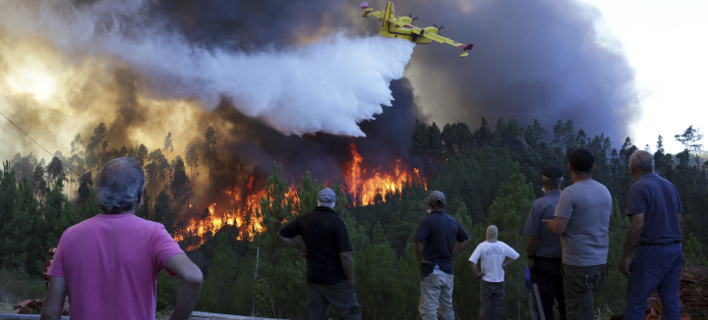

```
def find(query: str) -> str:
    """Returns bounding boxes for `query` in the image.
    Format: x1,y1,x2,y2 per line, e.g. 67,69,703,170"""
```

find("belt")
637,240,681,247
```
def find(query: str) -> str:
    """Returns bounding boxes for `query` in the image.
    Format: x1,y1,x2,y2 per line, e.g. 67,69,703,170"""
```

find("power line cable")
0,109,80,178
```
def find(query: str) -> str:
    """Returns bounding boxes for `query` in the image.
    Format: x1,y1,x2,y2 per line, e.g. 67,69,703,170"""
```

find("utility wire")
0,110,80,178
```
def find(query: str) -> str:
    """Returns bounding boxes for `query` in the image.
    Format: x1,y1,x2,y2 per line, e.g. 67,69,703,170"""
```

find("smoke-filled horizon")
0,0,639,179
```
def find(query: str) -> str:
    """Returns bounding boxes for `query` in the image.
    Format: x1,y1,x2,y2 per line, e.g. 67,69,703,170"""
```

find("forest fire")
344,141,427,206
173,141,426,249
174,180,280,251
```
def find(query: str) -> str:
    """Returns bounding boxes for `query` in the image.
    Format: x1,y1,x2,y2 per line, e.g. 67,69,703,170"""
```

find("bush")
0,269,47,307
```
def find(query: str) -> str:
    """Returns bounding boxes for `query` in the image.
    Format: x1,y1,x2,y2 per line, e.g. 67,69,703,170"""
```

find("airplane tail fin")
381,2,394,32
360,2,372,17
460,43,474,58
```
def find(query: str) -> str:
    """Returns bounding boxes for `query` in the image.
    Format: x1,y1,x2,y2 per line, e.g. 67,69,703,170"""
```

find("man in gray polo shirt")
543,147,612,320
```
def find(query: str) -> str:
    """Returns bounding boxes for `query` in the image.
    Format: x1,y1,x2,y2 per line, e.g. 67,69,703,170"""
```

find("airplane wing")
419,31,474,58
361,1,474,58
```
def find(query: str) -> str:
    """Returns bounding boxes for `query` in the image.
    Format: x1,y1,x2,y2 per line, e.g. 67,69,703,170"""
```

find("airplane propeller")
433,23,445,31
408,13,419,21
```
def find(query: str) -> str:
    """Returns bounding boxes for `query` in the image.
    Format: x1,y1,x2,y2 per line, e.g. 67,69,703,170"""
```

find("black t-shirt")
279,206,353,285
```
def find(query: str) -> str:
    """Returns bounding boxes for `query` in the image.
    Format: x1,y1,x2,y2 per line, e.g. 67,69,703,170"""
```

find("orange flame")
174,142,426,249
344,141,427,206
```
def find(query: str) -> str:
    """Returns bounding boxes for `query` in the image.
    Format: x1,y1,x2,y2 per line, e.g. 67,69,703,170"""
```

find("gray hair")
629,150,654,174
96,158,146,214
317,201,335,208
541,175,563,187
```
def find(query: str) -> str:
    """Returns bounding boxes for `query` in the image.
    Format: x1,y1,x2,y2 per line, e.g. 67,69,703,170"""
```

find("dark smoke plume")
0,0,639,176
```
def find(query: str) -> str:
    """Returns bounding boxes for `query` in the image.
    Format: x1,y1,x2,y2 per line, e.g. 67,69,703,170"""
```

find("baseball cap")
541,165,563,179
428,190,446,205
318,188,336,204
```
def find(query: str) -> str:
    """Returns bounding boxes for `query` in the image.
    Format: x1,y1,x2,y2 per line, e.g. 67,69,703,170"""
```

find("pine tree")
354,222,397,319
601,198,629,313
252,162,305,318
200,233,241,314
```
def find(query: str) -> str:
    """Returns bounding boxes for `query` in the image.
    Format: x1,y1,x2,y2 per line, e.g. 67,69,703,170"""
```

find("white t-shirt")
469,240,519,283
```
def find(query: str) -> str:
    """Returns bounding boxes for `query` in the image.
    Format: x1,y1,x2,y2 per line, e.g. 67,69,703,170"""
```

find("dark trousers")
307,281,361,320
480,280,505,320
562,264,606,320
530,257,567,320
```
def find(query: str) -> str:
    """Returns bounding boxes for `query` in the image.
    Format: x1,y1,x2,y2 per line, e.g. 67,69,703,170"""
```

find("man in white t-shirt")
469,225,520,320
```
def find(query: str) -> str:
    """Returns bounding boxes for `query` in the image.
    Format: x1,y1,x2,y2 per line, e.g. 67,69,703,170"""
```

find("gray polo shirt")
554,179,612,266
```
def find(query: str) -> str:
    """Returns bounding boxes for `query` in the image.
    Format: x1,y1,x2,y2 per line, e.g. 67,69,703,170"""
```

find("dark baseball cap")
428,190,446,205
318,188,336,204
541,165,563,179
567,147,595,172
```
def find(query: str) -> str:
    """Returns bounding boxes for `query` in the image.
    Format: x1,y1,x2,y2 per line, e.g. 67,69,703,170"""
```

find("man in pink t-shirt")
41,158,203,320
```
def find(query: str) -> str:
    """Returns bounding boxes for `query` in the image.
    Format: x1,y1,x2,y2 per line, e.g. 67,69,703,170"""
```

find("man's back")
279,206,352,285
628,173,683,244
524,190,562,258
470,240,519,282
415,211,468,276
49,213,183,319
554,179,612,266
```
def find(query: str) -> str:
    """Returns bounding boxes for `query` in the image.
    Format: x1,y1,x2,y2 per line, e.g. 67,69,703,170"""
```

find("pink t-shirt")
48,214,184,320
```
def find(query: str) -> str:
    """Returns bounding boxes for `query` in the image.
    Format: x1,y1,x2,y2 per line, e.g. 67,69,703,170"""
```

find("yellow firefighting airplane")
360,1,474,58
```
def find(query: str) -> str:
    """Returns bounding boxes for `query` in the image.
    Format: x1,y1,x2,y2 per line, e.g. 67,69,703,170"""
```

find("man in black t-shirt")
278,187,361,320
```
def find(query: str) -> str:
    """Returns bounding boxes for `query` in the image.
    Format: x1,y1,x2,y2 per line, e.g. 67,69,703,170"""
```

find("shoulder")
527,197,545,213
473,241,487,250
500,241,514,249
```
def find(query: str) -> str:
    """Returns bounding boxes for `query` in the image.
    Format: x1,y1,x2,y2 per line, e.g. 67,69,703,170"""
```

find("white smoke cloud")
0,0,414,137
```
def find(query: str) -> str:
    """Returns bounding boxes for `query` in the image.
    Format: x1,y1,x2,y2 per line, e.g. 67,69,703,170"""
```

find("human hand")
476,273,485,279
619,255,631,277
502,262,508,270
542,219,553,231
347,279,355,288
417,258,431,269
527,258,534,269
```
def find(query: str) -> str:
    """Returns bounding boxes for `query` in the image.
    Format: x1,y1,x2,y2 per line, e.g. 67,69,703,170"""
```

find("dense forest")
1,118,707,319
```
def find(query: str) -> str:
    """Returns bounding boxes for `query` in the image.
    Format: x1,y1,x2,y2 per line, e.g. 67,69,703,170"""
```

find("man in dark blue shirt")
414,190,470,320
279,187,361,320
524,164,566,320
620,150,686,320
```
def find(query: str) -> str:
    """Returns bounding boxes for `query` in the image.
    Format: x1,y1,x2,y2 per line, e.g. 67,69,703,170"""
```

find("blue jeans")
624,244,683,320
419,272,455,320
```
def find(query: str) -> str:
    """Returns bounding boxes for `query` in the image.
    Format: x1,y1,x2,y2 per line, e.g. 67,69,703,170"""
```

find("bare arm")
279,232,306,253
504,257,518,266
469,261,484,278
526,236,539,257
414,241,430,268
40,277,67,320
453,238,470,257
166,253,203,320
619,214,644,277
679,213,687,246
543,217,569,235
340,251,354,287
